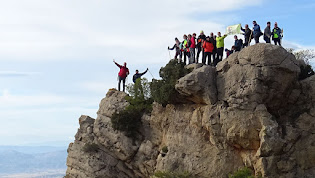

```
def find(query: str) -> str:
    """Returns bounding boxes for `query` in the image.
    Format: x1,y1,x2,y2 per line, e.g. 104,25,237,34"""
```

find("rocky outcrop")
66,44,315,178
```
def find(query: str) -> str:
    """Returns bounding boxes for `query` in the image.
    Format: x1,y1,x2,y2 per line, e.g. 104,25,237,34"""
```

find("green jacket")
216,35,227,48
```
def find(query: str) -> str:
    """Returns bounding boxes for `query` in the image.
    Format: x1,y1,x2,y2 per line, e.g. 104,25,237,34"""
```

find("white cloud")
0,71,39,77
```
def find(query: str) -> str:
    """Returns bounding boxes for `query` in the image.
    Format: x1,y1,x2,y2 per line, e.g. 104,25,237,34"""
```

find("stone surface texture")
66,44,315,178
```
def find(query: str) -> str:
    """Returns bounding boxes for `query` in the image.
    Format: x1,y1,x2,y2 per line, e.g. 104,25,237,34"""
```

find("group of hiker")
114,21,283,92
168,21,283,66
113,59,148,92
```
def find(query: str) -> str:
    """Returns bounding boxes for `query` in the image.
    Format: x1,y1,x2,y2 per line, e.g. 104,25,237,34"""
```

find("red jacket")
190,37,196,48
115,62,129,78
202,41,214,52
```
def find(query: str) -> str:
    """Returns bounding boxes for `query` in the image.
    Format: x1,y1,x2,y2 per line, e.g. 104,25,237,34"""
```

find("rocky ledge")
66,44,315,178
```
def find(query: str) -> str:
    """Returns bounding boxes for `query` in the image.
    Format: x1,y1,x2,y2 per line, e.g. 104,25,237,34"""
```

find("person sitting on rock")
113,59,129,92
133,68,148,83
234,35,243,52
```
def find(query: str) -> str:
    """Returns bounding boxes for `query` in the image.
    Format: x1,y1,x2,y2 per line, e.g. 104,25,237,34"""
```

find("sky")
0,0,314,146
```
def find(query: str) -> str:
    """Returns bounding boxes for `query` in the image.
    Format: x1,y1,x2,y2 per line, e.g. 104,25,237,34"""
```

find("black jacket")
197,34,206,47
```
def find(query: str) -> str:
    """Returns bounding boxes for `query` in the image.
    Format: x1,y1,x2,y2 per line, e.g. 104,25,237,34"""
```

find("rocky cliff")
66,44,315,178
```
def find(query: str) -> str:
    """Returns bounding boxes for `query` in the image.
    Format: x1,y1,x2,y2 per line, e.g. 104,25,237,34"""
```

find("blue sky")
0,0,314,146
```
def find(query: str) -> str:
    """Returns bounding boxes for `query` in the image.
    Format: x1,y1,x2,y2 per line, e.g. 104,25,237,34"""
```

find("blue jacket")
253,24,261,36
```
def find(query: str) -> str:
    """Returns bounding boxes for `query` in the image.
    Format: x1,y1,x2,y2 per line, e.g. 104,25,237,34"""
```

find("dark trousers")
118,76,126,92
274,38,281,46
243,38,250,47
196,46,203,63
254,35,259,44
183,51,190,64
264,36,271,43
203,52,214,65
215,47,224,66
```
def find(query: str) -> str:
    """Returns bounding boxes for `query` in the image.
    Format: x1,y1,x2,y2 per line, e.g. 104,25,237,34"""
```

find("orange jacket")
202,41,214,52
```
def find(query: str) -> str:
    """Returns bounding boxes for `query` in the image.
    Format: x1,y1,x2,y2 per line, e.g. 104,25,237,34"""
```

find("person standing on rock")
189,33,196,64
215,32,227,66
168,37,182,62
264,22,272,43
210,32,217,63
133,68,148,83
241,24,252,47
196,31,206,63
252,20,262,44
272,22,282,46
202,36,214,65
113,59,129,92
182,34,190,64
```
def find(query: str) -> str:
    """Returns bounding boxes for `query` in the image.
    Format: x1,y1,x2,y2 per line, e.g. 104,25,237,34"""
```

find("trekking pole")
168,49,172,60
148,69,155,79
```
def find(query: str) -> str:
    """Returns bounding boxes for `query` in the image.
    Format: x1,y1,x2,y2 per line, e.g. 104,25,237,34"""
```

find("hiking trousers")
274,38,281,46
118,76,126,92
189,47,195,64
196,46,204,63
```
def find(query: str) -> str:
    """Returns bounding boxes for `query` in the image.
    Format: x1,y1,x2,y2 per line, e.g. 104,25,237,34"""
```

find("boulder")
175,65,217,105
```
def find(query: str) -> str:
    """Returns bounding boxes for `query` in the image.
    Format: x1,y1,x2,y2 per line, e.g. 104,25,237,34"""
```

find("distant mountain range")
0,146,67,177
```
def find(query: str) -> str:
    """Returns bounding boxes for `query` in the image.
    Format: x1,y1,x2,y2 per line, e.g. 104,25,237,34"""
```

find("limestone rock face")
175,65,217,105
66,44,315,178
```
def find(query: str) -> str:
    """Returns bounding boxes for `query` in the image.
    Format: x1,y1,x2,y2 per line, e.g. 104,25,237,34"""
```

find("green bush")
151,60,191,106
229,167,254,178
152,171,192,178
82,143,99,153
111,78,153,139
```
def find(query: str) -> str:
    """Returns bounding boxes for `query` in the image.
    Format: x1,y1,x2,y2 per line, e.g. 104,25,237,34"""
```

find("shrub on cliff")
150,60,191,106
111,78,153,139
228,167,254,178
152,170,192,178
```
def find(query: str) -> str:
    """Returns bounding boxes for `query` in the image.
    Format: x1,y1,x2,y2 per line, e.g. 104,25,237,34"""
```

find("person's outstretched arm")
168,44,176,50
139,68,148,76
113,59,122,68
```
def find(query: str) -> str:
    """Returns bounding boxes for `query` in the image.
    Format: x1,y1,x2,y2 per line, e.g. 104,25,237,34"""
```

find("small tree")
111,78,153,139
287,48,315,80
150,60,191,106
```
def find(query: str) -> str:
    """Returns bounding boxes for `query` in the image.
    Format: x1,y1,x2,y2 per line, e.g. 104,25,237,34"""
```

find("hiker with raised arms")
241,24,252,47
133,68,148,83
215,32,227,66
113,59,129,92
